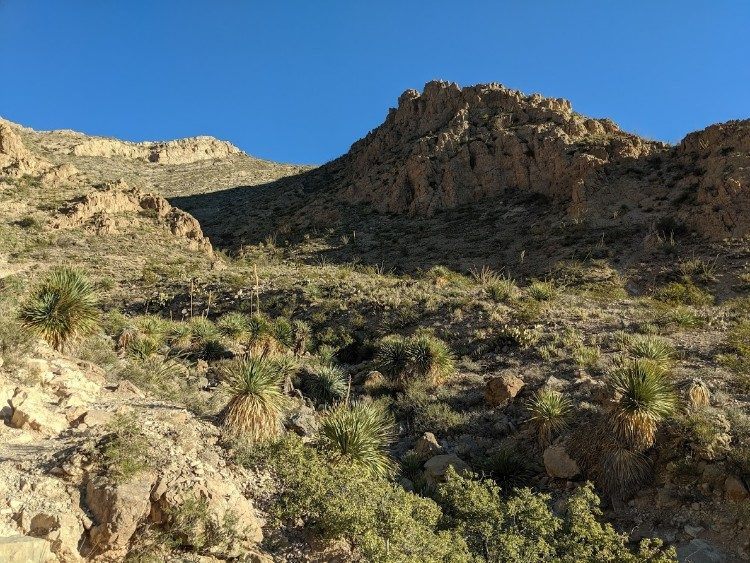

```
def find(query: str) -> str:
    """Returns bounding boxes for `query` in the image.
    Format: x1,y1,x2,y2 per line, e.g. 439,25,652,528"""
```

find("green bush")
102,413,154,482
239,436,471,562
436,468,675,562
655,282,713,306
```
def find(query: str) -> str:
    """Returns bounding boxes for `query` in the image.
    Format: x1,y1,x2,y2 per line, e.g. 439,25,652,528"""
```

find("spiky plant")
629,335,674,365
601,447,651,499
320,402,395,477
218,312,250,341
376,336,411,385
307,365,348,406
222,358,288,442
608,360,677,450
272,317,294,348
189,317,219,341
408,334,455,385
247,314,282,356
686,379,710,409
482,445,535,488
526,389,572,447
19,267,98,350
527,280,556,301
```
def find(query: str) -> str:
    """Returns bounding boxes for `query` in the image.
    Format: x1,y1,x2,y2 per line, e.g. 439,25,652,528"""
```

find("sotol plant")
527,388,572,447
608,360,677,450
408,333,455,385
222,357,288,442
320,402,395,477
19,267,99,350
307,365,348,406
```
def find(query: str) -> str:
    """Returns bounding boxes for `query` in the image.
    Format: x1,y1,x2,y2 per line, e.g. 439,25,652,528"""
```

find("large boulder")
484,374,524,407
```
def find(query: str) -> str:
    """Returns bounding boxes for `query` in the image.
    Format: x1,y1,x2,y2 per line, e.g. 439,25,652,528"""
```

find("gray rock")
676,539,727,562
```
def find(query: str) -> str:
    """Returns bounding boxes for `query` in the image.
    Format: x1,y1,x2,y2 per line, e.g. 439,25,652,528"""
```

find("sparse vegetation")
527,388,572,446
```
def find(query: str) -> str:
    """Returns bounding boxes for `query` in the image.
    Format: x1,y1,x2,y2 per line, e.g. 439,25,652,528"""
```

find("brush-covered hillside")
0,81,749,562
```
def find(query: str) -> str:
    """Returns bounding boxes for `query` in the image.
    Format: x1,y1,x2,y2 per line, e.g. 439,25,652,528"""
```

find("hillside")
0,82,749,562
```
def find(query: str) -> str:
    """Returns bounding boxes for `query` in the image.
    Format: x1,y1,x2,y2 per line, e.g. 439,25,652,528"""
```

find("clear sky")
0,1,748,165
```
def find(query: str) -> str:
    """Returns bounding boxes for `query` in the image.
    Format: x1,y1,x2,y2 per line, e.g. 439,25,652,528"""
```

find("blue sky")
0,1,748,164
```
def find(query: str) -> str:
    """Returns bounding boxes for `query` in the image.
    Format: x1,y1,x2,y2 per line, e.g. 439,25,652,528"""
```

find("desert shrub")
200,338,227,361
661,306,704,329
481,446,536,488
494,323,540,349
319,402,395,477
527,280,557,301
102,413,153,482
486,277,519,302
423,265,470,287
572,344,601,368
607,360,677,450
628,334,674,365
526,389,572,447
412,401,465,435
408,333,456,385
189,316,219,342
303,365,348,406
117,356,189,401
19,267,99,350
217,312,249,340
0,313,34,367
376,335,411,382
238,436,471,562
436,469,674,562
272,316,294,348
222,357,288,442
163,496,239,554
655,281,713,306
376,333,455,388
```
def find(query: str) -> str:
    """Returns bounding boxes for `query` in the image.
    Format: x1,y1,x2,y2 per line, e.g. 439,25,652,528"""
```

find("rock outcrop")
0,121,51,177
0,343,265,561
54,179,212,252
71,135,243,164
334,80,663,216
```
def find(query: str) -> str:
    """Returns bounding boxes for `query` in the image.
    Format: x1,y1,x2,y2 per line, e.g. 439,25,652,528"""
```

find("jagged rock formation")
71,135,243,165
0,121,51,177
334,80,665,215
54,179,213,252
673,120,750,238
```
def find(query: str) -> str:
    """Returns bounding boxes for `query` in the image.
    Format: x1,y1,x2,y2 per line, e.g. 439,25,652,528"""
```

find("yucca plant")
272,317,294,348
19,267,99,350
686,378,710,409
607,360,677,450
247,314,282,356
601,447,651,498
319,402,395,477
217,312,250,341
628,334,674,365
222,357,288,442
306,365,348,406
376,336,412,383
526,388,572,447
408,334,455,385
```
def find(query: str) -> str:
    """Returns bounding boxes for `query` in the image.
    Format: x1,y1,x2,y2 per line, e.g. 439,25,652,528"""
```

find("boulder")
423,454,470,486
285,403,318,438
413,432,443,459
85,472,157,557
724,475,749,501
9,388,68,435
484,374,524,407
543,445,580,479
0,536,51,562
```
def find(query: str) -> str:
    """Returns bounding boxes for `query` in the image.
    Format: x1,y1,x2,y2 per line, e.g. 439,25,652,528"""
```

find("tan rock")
0,536,51,563
484,374,524,407
413,432,443,459
9,388,68,435
85,472,157,557
543,445,580,479
423,454,470,486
